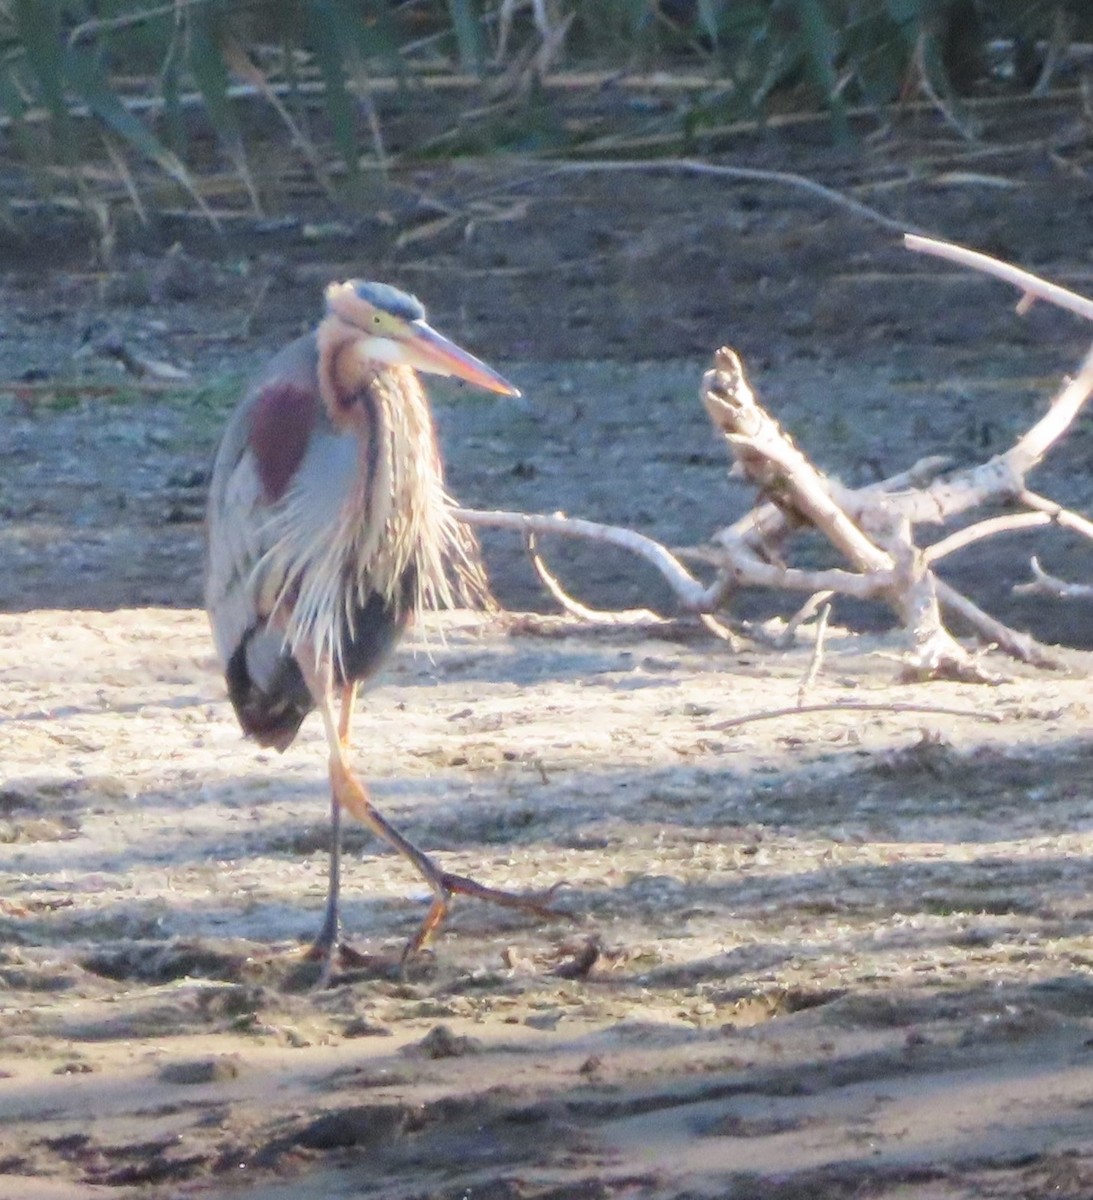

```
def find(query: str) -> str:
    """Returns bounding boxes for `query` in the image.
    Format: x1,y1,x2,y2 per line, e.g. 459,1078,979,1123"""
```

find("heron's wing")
204,330,377,675
204,333,324,672
205,447,267,669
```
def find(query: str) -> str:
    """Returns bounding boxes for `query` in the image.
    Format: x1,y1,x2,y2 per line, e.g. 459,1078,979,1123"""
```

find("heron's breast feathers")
252,370,483,673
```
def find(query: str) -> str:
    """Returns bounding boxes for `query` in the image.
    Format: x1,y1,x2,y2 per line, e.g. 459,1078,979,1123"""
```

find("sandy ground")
4,94,1093,1198
5,608,1093,1198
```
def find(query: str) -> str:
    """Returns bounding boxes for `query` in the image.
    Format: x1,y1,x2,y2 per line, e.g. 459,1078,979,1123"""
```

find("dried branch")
460,239,1093,681
458,507,894,609
702,348,892,574
456,508,716,611
905,234,1093,324
524,533,667,626
1010,345,1093,470
925,512,1052,563
710,532,896,599
697,613,742,649
831,344,1093,530
736,454,952,556
797,601,831,704
1019,490,1093,543
701,347,992,677
1014,557,1093,601
708,701,1004,733
778,590,836,649
553,160,928,237
934,578,1058,668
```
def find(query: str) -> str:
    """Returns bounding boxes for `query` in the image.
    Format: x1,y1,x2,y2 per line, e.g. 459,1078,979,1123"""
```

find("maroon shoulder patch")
248,383,321,502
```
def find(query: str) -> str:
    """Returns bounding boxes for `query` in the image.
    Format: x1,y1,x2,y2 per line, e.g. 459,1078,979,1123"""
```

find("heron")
205,279,557,971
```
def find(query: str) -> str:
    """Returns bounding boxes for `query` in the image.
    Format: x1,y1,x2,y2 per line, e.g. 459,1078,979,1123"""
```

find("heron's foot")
401,875,570,964
305,916,340,963
303,936,338,990
301,880,343,987
328,755,570,963
301,938,391,990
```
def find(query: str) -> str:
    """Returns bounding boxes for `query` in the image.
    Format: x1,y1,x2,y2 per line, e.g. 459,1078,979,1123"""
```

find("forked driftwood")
1015,557,1093,602
699,346,1025,679
459,235,1093,680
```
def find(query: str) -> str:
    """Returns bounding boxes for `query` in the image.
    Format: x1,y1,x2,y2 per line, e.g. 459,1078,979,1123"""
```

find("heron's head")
323,279,520,397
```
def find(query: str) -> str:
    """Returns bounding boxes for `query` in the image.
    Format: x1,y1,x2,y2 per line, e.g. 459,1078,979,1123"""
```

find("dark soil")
4,91,1093,1200
3,91,1093,637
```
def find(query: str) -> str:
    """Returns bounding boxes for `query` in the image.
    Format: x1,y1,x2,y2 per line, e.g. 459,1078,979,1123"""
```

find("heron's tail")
226,626,314,751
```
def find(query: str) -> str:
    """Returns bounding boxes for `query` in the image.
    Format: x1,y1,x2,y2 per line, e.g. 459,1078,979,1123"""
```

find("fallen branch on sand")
458,234,1093,681
707,701,1005,732
1014,557,1093,602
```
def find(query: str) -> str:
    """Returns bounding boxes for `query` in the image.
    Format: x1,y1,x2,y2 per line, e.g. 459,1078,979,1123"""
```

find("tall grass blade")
64,44,222,229
0,66,52,203
100,128,148,226
328,0,397,173
792,0,849,140
696,0,726,50
12,0,69,159
188,10,262,213
160,51,187,159
305,0,360,188
219,29,336,200
446,0,484,73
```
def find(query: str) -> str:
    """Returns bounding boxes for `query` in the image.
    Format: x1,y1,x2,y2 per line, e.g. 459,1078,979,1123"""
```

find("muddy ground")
4,93,1093,1197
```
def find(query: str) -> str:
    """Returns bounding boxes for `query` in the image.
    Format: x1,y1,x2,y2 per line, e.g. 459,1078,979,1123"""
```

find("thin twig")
552,159,928,237
697,613,742,650
0,379,181,398
925,511,1052,563
778,589,836,649
1019,490,1093,542
524,532,666,626
797,602,831,705
905,233,1093,323
456,507,715,611
1014,557,1093,600
708,701,1004,733
67,0,205,46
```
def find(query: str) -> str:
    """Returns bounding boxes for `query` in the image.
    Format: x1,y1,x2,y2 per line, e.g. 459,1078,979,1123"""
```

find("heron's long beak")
401,321,520,397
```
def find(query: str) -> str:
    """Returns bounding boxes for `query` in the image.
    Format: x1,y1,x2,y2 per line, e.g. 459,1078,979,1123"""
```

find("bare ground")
4,610,1093,1198
4,96,1093,1197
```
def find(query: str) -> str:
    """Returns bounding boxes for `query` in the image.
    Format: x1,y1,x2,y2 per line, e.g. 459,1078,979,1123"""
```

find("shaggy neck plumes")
273,317,484,674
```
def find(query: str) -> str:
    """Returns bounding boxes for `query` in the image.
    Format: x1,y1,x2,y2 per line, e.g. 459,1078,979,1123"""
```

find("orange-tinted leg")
315,688,562,963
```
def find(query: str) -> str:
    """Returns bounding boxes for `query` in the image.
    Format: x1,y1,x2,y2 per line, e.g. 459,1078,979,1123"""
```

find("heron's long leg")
339,682,358,747
307,682,358,969
315,688,562,960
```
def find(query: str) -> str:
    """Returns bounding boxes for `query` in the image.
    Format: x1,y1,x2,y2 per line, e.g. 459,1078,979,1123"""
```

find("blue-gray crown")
349,280,425,322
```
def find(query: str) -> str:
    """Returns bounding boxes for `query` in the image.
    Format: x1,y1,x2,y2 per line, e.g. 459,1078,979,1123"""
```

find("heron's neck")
315,315,451,613
316,317,376,427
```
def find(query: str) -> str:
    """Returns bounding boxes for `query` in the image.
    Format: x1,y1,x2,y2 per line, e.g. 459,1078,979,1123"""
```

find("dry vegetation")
4,609,1093,1199
3,23,1093,1191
